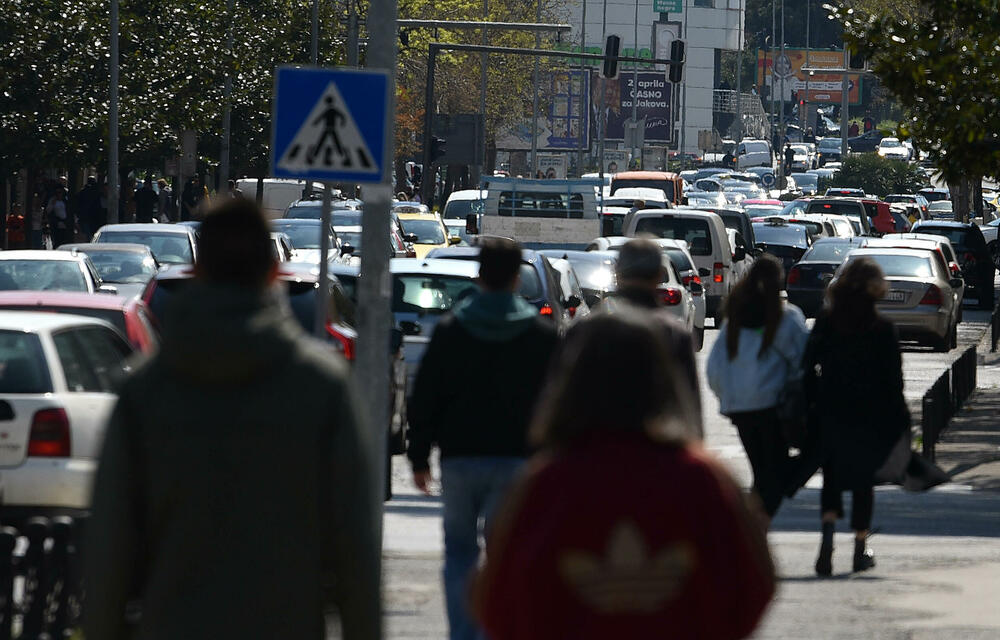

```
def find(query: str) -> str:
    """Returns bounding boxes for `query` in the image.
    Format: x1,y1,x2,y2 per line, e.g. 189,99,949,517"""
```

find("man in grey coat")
84,198,380,639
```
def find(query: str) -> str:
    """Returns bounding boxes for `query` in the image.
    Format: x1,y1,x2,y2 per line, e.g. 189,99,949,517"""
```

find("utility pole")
599,0,608,183
630,0,639,164
311,0,319,64
735,0,743,143
109,0,119,224
804,0,810,131
480,0,488,177
576,0,587,176
348,0,360,66
680,0,688,152
770,0,775,144
841,45,849,157
530,0,542,175
779,0,786,188
219,0,235,197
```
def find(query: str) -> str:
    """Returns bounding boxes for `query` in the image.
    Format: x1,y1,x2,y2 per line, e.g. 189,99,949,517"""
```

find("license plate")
884,290,907,302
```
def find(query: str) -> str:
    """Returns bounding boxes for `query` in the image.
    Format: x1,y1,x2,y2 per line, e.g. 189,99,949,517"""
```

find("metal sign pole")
108,0,120,224
315,184,332,339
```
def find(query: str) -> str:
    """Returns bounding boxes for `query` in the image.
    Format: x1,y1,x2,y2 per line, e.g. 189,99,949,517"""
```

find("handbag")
776,374,808,448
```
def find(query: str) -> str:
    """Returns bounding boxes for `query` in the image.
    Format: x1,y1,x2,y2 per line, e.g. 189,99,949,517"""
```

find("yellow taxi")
396,212,460,259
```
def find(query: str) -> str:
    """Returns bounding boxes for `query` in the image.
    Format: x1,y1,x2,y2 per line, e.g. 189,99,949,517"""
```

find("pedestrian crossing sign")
271,66,390,184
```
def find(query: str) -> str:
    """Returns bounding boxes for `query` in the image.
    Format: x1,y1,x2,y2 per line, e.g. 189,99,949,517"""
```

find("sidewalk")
932,346,1000,491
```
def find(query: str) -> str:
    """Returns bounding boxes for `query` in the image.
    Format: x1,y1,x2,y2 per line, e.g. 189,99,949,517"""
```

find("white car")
0,250,111,294
0,311,134,521
979,218,1000,269
545,258,591,321
652,239,707,350
441,189,487,221
657,254,698,339
877,137,912,161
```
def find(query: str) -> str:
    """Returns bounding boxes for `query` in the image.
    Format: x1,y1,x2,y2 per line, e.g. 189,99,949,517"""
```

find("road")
371,303,1000,639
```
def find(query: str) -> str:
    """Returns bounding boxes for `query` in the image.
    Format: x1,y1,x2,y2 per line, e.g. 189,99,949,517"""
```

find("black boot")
853,537,875,572
815,522,834,577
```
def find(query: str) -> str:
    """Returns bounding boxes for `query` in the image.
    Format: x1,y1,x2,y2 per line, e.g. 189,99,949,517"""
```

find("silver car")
838,248,963,351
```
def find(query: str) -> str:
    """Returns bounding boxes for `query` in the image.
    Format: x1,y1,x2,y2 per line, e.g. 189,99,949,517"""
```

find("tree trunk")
394,157,410,198
949,179,970,223
973,178,984,222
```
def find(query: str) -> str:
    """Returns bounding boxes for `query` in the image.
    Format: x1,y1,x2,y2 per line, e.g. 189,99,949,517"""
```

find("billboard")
590,71,674,144
495,70,590,151
756,49,861,105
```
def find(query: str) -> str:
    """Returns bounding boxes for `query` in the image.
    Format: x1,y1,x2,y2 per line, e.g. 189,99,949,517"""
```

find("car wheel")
990,241,1000,271
694,327,705,352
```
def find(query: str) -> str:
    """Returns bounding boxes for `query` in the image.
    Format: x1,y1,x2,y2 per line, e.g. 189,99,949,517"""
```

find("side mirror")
566,294,582,309
465,213,479,235
698,267,711,277
689,281,704,295
98,284,118,295
949,277,964,289
733,245,746,261
448,235,462,246
399,320,422,336
341,243,355,255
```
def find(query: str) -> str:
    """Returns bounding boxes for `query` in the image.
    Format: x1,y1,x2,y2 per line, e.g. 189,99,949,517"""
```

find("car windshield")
884,195,914,204
914,227,978,252
664,248,694,272
442,198,484,219
881,139,902,147
0,330,51,393
392,274,478,314
400,219,446,244
0,260,88,292
780,200,809,217
804,242,857,262
807,201,864,218
1,305,127,334
285,204,322,219
928,202,952,211
332,210,363,226
633,217,713,256
97,232,192,264
791,174,818,188
81,250,157,283
854,254,933,278
338,231,362,252
818,139,840,150
611,179,675,202
272,223,331,250
744,205,784,217
567,258,616,291
753,224,809,247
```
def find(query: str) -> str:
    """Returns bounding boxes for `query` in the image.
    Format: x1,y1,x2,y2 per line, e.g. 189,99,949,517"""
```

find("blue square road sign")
271,66,391,184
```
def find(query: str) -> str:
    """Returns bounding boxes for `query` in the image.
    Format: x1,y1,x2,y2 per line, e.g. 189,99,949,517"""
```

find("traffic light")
848,46,866,70
668,40,686,84
603,35,621,79
429,136,447,164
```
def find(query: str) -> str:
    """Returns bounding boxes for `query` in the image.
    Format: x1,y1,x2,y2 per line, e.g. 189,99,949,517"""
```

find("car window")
53,330,102,392
399,219,446,244
803,242,856,262
442,199,485,220
84,250,157,284
271,222,334,250
664,248,695,272
72,327,132,392
634,217,714,256
807,201,865,220
853,254,933,278
392,275,478,314
915,227,982,253
97,232,193,264
0,260,89,292
0,330,52,393
753,224,810,247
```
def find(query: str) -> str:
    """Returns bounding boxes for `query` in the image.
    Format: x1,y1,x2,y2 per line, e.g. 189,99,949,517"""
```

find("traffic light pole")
420,42,683,205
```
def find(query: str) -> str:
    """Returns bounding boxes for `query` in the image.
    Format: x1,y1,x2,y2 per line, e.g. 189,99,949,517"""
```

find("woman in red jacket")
474,313,775,640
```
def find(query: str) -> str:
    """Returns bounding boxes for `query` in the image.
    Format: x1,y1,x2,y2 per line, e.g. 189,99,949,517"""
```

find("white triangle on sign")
278,81,379,175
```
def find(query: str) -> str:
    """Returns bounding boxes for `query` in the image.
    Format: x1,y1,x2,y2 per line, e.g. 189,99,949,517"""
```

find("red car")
862,199,897,234
0,291,159,353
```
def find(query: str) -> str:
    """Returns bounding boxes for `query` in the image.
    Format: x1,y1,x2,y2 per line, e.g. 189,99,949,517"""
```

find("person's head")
86,176,97,187
724,254,784,359
807,127,814,135
632,199,646,210
616,238,665,292
828,257,887,331
608,162,618,173
157,178,167,189
531,313,698,449
195,198,277,289
477,236,522,292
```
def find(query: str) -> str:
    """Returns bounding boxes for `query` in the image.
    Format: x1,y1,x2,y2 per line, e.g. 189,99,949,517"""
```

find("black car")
708,208,758,248
816,138,842,165
847,129,884,153
911,221,995,308
786,237,868,316
752,219,813,275
538,249,618,307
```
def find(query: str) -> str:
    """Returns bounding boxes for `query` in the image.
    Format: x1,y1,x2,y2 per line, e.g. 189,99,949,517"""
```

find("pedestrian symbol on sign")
278,82,377,175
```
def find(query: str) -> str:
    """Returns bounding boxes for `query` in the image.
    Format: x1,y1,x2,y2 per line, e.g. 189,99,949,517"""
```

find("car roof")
389,258,481,278
332,225,363,233
396,212,440,221
0,250,82,262
0,291,131,310
850,248,932,259
914,220,971,229
97,223,191,235
446,190,486,201
538,249,616,262
272,218,323,225
0,310,111,332
612,171,680,180
60,243,151,254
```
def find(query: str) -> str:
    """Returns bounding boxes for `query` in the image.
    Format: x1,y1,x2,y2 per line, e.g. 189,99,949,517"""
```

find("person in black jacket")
407,236,559,640
803,257,909,576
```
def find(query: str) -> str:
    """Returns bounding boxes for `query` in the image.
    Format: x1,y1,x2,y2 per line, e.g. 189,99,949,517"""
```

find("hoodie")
453,290,540,341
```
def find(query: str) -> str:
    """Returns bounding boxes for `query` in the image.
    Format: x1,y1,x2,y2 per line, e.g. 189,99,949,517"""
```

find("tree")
827,154,926,197
830,0,1000,219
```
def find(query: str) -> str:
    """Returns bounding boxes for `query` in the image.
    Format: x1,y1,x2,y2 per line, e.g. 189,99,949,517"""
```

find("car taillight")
920,285,943,306
539,304,554,317
949,262,961,276
28,408,70,458
326,325,356,361
787,266,801,286
713,262,724,283
658,287,683,306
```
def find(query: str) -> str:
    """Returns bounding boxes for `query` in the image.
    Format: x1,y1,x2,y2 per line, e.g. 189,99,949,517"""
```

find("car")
92,223,198,265
733,139,773,169
806,198,873,236
269,218,341,264
653,239,707,349
838,248,962,351
789,144,818,171
537,250,617,307
927,201,954,220
283,198,365,226
789,172,819,195
752,218,813,274
542,257,590,320
979,217,1000,269
442,220,472,247
847,129,884,153
442,189,487,220
876,137,912,161
655,254,698,337
397,212,459,259
0,311,134,521
269,232,295,262
786,237,869,316
918,187,950,203
862,199,898,235
911,220,996,308
868,235,965,312
58,243,160,299
424,247,570,331
885,193,931,219
599,207,631,237
586,236,630,252
0,251,110,294
816,137,843,165
234,178,327,219
825,187,866,198
609,171,685,205
0,291,158,353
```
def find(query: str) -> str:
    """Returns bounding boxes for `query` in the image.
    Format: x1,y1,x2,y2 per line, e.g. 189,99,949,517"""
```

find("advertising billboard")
756,49,861,105
495,70,590,151
590,71,674,144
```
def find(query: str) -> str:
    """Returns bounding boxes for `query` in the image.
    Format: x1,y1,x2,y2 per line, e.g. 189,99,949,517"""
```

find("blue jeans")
440,456,524,640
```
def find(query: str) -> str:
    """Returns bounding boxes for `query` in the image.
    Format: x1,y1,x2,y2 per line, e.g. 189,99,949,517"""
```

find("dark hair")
197,198,275,288
616,238,664,282
725,255,784,359
828,257,887,332
531,314,697,448
478,236,522,291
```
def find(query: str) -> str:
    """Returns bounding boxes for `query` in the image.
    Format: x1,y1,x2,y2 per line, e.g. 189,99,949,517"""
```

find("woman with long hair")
803,257,909,576
473,313,774,640
707,255,810,528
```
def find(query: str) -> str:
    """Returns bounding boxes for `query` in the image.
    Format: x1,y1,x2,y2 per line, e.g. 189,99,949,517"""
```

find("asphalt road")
370,297,1000,639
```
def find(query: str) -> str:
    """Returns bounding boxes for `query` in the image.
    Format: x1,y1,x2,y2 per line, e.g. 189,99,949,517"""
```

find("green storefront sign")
654,0,683,13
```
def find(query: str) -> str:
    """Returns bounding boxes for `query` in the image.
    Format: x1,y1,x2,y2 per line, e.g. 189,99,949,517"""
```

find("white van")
235,178,328,219
623,209,740,321
735,139,773,169
442,189,487,220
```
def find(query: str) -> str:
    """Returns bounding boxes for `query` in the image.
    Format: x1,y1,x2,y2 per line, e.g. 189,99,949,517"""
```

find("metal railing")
922,346,978,461
0,517,84,639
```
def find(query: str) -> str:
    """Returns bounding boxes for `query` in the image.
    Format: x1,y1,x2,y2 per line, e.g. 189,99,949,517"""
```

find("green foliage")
830,0,1000,182
827,154,926,197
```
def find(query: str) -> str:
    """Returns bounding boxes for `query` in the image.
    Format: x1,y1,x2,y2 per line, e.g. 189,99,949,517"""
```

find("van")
609,171,684,205
623,209,741,320
235,178,326,219
475,177,602,249
442,189,487,220
735,140,772,169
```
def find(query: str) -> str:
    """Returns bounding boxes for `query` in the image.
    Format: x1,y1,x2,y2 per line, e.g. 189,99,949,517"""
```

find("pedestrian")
622,199,647,232
783,143,795,176
707,256,809,528
84,198,380,639
45,185,72,248
592,238,702,431
796,257,911,576
28,183,45,249
228,179,244,199
134,176,157,223
181,175,203,221
607,161,618,173
473,313,775,640
848,121,860,137
75,177,101,240
407,236,560,640
803,127,816,144
156,178,173,222
771,133,781,160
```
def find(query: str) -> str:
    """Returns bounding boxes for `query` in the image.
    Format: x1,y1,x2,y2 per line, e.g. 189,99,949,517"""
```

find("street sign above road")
271,66,391,184
653,0,682,12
